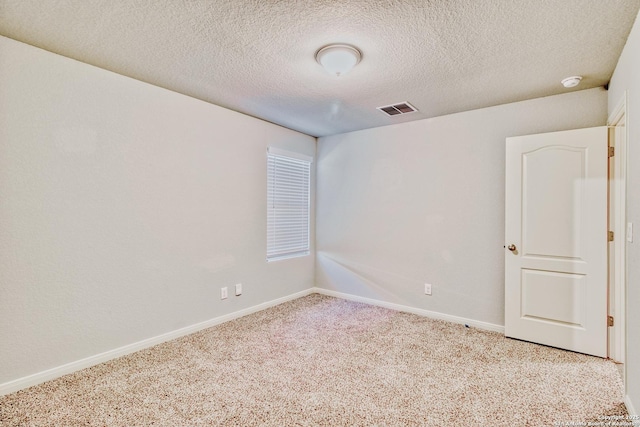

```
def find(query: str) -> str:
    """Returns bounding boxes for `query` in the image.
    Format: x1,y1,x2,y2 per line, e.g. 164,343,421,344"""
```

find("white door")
505,127,608,358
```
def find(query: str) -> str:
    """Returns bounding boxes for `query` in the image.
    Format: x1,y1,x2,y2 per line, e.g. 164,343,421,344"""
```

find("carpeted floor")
0,294,627,426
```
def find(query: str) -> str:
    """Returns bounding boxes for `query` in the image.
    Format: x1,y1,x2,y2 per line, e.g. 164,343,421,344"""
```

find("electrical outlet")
424,283,432,296
221,287,228,300
235,283,242,296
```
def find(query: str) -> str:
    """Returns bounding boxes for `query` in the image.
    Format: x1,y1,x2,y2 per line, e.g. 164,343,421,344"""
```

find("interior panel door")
505,127,608,357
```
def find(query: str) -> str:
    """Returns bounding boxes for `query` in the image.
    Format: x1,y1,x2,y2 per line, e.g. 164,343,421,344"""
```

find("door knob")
507,244,517,252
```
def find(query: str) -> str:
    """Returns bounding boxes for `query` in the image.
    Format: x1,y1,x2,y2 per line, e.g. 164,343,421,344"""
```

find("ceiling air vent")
377,102,418,116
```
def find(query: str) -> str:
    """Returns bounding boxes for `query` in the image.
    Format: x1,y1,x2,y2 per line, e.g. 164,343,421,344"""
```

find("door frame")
607,93,627,380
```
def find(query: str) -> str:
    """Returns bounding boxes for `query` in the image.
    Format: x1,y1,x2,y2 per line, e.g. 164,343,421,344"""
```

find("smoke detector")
561,76,582,88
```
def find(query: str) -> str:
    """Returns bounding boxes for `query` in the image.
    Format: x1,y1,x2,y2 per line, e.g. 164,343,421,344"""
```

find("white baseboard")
626,396,639,426
0,288,314,396
312,287,505,334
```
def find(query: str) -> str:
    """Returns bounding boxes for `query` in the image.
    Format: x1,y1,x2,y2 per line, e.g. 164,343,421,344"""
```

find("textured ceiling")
0,0,639,137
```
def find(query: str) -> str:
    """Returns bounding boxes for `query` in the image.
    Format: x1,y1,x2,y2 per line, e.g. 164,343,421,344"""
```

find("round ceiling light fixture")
561,75,583,88
315,44,362,77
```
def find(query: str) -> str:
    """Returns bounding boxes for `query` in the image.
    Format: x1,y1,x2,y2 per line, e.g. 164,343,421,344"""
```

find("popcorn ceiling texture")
0,0,638,137
0,295,626,426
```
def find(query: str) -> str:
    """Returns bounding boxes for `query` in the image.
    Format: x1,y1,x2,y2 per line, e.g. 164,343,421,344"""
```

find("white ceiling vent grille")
377,102,418,116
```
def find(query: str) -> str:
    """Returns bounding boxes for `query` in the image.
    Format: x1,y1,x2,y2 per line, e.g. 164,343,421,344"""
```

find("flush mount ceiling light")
561,75,583,88
315,44,362,77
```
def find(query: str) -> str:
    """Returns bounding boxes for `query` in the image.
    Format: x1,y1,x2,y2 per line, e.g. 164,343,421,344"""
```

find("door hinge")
608,316,614,327
609,146,615,157
609,231,614,241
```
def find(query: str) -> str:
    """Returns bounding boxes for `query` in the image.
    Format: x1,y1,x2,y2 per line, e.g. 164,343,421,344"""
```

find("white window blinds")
267,147,312,261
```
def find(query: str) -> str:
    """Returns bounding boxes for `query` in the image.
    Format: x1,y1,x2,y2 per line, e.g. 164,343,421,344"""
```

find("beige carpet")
0,294,626,426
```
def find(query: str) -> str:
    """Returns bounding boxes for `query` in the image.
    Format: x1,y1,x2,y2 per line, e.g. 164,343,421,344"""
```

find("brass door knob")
507,244,517,252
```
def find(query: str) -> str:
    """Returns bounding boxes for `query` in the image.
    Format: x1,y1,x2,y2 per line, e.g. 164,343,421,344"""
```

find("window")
267,147,312,261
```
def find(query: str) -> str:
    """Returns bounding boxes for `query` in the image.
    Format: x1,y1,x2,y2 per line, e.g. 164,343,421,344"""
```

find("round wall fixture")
315,44,362,77
561,76,582,88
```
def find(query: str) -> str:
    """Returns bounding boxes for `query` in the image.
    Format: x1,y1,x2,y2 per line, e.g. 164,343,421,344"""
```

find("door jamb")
607,92,627,387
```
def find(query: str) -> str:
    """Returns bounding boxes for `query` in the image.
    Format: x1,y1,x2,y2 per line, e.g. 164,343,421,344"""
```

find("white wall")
316,88,607,327
0,36,315,386
608,9,640,415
